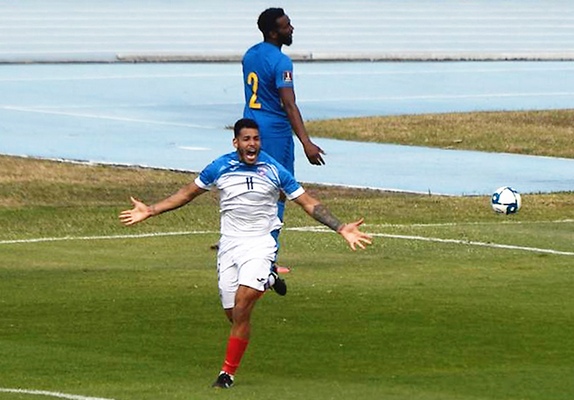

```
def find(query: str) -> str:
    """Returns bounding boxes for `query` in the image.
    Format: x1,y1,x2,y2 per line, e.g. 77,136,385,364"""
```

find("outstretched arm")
119,181,207,226
279,87,325,166
293,192,372,251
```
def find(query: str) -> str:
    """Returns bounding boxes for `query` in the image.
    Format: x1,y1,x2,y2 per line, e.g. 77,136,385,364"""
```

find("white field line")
0,388,115,400
289,222,574,256
1,222,573,256
0,231,217,245
375,233,574,256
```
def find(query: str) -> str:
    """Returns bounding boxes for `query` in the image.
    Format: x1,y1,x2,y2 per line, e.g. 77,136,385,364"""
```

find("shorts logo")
282,71,293,83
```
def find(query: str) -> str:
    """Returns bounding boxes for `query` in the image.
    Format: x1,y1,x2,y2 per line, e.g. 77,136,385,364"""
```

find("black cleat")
212,372,234,389
270,270,287,296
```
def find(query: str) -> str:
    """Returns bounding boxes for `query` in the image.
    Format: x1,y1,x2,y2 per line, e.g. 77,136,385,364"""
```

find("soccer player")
242,8,326,256
119,118,372,389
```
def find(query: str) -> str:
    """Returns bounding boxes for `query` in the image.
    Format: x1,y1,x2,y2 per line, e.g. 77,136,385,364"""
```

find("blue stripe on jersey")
196,151,302,199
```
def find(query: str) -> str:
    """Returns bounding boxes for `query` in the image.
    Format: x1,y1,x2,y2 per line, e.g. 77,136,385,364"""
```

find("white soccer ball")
491,186,522,215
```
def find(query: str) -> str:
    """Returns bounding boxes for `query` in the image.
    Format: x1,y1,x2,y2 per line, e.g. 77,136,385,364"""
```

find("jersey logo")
282,71,293,83
257,165,269,176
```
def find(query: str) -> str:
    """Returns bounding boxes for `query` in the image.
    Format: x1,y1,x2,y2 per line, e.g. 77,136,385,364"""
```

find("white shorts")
217,234,277,309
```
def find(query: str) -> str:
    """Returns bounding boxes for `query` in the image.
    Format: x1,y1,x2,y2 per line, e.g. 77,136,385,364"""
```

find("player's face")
274,15,293,46
233,127,261,165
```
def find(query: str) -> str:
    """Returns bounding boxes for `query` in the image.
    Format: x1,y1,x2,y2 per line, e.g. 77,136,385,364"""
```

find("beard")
280,34,293,46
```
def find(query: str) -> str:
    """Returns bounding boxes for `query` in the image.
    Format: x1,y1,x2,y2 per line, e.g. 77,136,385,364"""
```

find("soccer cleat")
269,268,287,296
212,372,234,389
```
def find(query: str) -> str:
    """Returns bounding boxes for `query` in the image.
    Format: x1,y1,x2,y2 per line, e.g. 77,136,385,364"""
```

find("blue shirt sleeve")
281,170,305,200
275,55,294,89
195,152,235,189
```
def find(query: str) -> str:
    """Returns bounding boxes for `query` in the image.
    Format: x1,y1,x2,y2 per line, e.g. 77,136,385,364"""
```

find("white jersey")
195,150,305,237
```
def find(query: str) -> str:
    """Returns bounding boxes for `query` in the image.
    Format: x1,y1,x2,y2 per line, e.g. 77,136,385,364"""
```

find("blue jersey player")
119,118,371,389
242,8,325,235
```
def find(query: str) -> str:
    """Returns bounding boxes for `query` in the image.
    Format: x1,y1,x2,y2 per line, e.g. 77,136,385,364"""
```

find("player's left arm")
278,87,325,166
292,192,372,251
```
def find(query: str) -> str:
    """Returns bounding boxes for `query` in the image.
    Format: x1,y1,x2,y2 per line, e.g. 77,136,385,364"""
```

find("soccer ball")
491,186,522,214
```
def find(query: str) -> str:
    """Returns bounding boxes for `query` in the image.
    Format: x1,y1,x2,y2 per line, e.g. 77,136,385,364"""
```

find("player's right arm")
119,182,207,226
278,87,325,166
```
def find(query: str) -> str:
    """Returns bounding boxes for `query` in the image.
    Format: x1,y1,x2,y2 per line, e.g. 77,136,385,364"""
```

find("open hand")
119,197,152,226
339,218,372,250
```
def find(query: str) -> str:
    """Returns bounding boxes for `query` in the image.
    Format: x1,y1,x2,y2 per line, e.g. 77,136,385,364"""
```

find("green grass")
1,109,574,399
1,227,573,399
307,109,574,158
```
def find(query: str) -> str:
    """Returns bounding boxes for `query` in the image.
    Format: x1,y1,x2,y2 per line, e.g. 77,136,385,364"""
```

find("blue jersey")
195,150,305,237
242,41,294,138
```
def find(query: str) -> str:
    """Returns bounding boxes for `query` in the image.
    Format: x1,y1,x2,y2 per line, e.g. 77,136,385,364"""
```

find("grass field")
1,111,574,400
307,109,574,159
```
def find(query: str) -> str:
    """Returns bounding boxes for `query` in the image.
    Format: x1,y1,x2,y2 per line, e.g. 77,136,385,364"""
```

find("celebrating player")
119,118,371,389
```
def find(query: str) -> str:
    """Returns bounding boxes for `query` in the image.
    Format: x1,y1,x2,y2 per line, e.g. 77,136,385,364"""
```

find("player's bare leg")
213,286,262,388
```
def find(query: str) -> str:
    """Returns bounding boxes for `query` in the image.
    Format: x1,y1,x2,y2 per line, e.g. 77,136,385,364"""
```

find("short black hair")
233,118,259,137
257,8,285,37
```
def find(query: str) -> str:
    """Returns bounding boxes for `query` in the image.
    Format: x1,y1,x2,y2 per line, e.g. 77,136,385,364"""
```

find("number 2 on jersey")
247,72,262,109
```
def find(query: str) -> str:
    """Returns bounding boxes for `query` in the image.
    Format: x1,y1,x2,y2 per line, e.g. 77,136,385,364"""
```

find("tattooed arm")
311,203,344,232
293,192,372,250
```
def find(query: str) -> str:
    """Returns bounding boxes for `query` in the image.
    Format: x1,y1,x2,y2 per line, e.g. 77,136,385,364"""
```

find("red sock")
221,336,249,376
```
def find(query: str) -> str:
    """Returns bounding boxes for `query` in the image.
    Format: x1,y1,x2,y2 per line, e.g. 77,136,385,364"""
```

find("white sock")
265,273,276,290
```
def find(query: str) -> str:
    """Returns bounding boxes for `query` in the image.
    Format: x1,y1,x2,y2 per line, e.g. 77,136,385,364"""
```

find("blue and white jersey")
195,151,305,237
242,41,294,137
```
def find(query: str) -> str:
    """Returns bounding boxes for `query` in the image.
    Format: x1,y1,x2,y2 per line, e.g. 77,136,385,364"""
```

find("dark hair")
257,8,285,37
233,118,259,137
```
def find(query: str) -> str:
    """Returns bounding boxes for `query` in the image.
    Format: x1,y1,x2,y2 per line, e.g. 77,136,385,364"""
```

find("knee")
232,298,257,323
232,302,249,322
224,308,233,323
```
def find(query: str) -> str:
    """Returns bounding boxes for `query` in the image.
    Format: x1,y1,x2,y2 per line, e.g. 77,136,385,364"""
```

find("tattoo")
312,204,344,232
